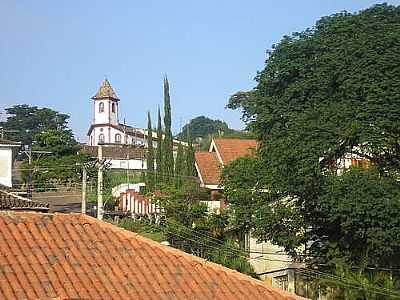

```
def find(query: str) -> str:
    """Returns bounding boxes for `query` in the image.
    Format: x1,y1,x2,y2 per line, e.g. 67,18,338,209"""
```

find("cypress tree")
156,106,163,180
146,111,155,191
185,126,196,177
163,75,174,180
174,143,185,187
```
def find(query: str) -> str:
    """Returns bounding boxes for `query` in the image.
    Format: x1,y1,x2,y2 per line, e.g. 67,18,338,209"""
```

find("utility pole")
24,147,52,198
81,167,87,214
97,144,104,220
28,147,32,198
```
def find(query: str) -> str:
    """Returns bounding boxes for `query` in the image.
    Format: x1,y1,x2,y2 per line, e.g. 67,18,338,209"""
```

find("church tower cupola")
91,79,119,126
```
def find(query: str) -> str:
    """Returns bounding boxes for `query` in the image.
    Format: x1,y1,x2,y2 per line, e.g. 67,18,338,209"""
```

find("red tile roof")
0,211,303,300
213,138,257,165
195,152,222,185
0,190,49,212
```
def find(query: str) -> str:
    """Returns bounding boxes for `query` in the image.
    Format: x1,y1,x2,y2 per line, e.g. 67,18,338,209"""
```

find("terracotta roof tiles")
213,138,257,165
0,190,49,211
195,152,222,185
80,145,146,160
0,211,304,300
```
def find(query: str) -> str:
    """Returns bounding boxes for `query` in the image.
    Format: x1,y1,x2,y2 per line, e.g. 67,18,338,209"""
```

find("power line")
296,268,400,298
159,222,293,263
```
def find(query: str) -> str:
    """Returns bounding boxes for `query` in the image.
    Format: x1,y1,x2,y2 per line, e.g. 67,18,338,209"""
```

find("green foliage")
20,152,94,190
308,167,400,268
154,182,257,277
208,240,257,278
227,4,400,268
33,129,77,156
146,112,155,191
162,76,174,179
314,265,400,300
176,115,255,150
176,116,234,140
174,143,185,187
1,104,72,145
185,127,196,177
221,156,265,233
118,218,166,243
156,107,163,178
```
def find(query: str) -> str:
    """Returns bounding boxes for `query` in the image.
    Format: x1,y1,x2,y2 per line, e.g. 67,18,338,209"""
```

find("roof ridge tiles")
0,211,305,299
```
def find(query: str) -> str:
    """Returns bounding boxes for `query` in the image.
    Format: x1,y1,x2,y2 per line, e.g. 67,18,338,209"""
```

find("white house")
0,139,21,187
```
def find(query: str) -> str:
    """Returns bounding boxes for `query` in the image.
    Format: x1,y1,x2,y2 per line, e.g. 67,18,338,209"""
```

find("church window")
98,134,105,144
99,102,104,113
115,133,121,144
112,103,116,113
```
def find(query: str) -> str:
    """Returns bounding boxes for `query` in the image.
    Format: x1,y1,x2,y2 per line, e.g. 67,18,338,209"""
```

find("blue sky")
1,0,399,141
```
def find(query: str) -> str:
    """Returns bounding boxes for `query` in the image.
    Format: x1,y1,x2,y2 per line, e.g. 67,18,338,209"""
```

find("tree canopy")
1,104,73,145
176,116,233,140
226,4,400,268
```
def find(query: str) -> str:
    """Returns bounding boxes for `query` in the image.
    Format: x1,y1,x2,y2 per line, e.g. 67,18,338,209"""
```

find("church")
87,79,150,147
84,79,184,170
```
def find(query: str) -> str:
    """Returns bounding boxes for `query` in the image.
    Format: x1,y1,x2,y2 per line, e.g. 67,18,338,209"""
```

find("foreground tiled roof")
0,212,303,300
195,152,222,185
213,138,257,165
92,79,119,100
0,190,49,212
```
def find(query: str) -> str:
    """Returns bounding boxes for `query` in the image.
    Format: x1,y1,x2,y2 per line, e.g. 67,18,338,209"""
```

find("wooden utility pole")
97,144,104,220
81,167,87,214
24,148,52,198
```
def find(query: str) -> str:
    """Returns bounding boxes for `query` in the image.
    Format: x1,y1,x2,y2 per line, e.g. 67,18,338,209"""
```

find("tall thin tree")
156,106,163,180
185,126,196,177
174,142,185,187
146,111,155,191
163,75,174,179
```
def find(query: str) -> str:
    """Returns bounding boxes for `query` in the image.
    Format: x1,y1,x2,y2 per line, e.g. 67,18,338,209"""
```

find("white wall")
90,126,125,145
0,148,13,187
248,233,300,293
109,159,147,170
93,99,118,125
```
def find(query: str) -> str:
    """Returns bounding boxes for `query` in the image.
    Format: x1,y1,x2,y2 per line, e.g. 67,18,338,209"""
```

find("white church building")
84,79,184,170
87,79,150,147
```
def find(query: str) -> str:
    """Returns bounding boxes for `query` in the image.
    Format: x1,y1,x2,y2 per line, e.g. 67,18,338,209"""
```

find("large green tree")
1,104,73,145
227,4,400,268
33,129,77,156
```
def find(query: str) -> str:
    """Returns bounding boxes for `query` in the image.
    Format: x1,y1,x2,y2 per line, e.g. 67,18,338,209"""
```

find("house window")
115,133,121,144
112,103,116,113
98,134,105,144
99,102,104,113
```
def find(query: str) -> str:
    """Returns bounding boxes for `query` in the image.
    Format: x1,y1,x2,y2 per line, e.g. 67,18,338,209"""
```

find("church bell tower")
91,79,119,126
